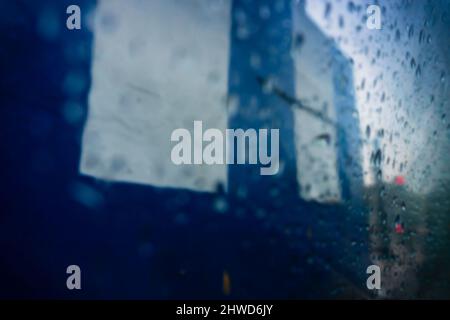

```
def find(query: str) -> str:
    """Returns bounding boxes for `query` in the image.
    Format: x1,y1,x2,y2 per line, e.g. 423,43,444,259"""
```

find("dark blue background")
0,0,369,299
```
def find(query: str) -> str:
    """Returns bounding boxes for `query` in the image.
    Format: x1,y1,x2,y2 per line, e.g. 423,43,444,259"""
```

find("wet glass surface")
0,0,449,299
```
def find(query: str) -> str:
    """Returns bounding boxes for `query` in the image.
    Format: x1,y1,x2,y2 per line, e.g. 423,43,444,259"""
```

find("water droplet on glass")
214,196,228,214
407,24,414,39
395,29,401,41
415,65,421,77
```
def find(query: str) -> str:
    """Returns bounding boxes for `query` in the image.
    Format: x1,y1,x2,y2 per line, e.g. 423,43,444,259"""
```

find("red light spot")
395,176,405,186
395,223,404,234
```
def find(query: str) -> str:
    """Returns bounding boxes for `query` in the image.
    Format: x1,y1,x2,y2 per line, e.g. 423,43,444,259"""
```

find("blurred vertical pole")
227,0,298,204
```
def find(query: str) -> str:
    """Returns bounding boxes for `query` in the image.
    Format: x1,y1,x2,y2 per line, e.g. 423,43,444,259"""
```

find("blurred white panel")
292,4,342,203
80,0,230,192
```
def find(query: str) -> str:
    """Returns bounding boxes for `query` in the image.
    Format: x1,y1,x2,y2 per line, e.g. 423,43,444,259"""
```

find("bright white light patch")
80,0,230,192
